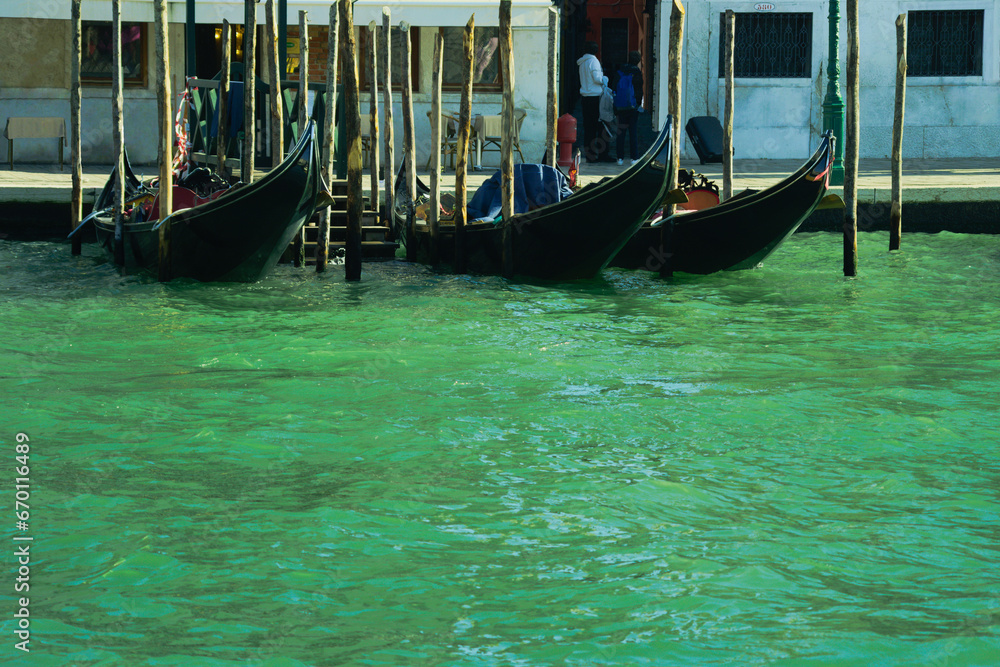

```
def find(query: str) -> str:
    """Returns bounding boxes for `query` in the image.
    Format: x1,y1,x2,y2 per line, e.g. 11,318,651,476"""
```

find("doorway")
194,24,246,80
601,17,629,74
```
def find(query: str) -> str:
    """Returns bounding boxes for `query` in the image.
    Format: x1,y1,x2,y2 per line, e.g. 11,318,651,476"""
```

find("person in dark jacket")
612,51,644,165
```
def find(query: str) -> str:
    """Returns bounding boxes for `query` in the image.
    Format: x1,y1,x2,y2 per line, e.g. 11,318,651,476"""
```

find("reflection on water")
2,232,999,665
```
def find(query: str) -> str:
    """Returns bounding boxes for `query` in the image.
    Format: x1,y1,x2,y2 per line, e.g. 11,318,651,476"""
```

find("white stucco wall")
659,0,1000,160
315,0,557,169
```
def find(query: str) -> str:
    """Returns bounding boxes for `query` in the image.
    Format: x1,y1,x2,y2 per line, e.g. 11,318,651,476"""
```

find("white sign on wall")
754,3,776,10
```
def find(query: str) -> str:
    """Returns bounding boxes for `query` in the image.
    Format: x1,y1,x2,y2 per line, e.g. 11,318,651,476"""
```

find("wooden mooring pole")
241,0,257,184
400,22,417,261
843,0,859,276
454,15,475,274
324,2,340,172
155,0,173,282
112,0,125,268
722,9,735,201
265,0,283,167
298,11,309,127
499,0,515,279
340,0,363,281
890,13,906,251
660,0,685,278
666,0,684,214
217,20,232,178
429,32,443,266
381,8,395,227
293,10,308,267
316,1,339,273
368,21,380,222
70,0,82,255
545,7,558,169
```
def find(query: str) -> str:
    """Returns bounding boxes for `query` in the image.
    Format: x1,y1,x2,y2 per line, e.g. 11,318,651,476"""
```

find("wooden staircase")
285,178,399,265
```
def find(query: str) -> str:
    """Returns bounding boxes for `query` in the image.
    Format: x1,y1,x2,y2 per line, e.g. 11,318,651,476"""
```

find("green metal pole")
822,0,845,186
278,0,287,80
186,0,197,77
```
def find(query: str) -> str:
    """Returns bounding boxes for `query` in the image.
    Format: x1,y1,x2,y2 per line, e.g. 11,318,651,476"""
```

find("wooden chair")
475,108,527,168
425,111,476,171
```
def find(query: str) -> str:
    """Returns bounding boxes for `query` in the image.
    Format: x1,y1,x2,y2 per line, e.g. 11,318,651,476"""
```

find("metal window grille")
907,10,983,77
718,12,812,78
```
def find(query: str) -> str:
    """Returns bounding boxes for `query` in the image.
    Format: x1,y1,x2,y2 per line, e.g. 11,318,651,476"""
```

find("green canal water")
2,232,999,666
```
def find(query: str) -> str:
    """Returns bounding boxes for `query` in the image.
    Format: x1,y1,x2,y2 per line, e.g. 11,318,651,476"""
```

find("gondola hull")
90,122,321,282
612,131,835,274
394,117,674,281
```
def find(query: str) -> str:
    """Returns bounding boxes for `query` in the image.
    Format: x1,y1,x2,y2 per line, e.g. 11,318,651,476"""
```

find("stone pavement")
0,154,996,236
454,156,1000,206
1,156,995,206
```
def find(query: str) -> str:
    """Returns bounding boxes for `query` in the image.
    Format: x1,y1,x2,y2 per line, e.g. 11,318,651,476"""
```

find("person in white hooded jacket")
577,41,604,163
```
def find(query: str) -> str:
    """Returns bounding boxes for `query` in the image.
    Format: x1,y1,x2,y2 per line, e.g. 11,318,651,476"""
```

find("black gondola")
612,131,838,274
392,116,676,281
77,121,321,283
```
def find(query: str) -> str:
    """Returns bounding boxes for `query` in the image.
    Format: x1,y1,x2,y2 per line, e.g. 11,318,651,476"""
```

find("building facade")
3,1,997,166
658,0,1000,160
0,0,555,166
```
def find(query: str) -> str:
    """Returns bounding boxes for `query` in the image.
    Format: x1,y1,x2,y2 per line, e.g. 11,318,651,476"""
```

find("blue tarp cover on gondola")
210,81,244,139
467,163,574,223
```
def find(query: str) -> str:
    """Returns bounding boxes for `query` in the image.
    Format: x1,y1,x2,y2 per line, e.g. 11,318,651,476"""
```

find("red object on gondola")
556,114,577,168
568,149,581,188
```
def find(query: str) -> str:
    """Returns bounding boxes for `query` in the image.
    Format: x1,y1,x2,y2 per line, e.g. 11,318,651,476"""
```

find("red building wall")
582,0,651,107
585,0,646,70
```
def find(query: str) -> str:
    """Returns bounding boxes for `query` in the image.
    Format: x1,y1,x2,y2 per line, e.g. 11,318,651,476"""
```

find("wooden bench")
4,117,67,170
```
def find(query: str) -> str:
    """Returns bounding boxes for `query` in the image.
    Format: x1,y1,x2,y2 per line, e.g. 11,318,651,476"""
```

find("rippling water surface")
2,232,999,665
